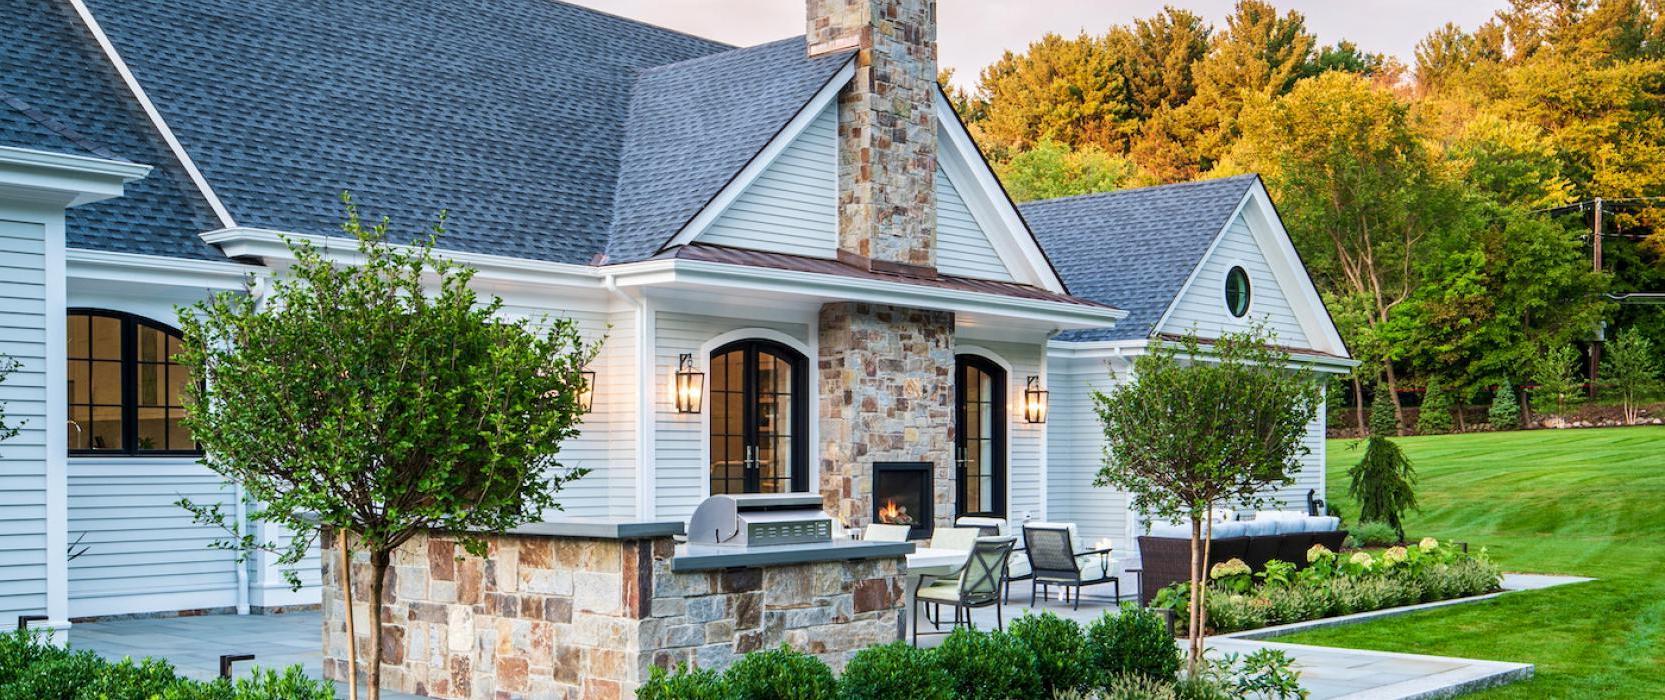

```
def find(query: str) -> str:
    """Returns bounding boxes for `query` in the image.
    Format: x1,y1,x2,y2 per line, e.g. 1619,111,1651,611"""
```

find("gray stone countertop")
670,538,915,572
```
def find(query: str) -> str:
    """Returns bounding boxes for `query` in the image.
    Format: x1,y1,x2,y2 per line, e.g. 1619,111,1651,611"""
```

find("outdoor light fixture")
675,353,704,413
1023,376,1049,424
579,369,596,413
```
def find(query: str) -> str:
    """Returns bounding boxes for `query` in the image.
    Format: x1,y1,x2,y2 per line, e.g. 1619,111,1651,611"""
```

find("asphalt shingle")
1021,174,1259,341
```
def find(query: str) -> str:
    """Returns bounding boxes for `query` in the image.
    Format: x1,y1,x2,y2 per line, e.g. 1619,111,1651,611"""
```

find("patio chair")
954,513,1005,537
1024,523,1119,610
913,536,1016,645
929,527,981,552
864,523,911,542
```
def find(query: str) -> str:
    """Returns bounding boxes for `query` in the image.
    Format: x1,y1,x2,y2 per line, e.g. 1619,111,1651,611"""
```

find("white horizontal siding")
696,103,837,258
653,311,809,520
935,168,1014,282
1161,214,1310,347
1044,354,1130,550
494,304,633,518
0,219,47,622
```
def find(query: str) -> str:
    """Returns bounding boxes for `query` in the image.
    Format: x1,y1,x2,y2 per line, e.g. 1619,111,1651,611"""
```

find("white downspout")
234,482,249,615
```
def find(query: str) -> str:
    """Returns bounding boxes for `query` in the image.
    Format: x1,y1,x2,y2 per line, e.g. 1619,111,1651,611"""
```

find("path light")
675,353,704,413
1023,376,1048,424
579,369,596,413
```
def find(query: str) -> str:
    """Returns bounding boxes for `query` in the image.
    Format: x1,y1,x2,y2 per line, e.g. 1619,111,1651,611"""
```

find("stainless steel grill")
688,494,832,548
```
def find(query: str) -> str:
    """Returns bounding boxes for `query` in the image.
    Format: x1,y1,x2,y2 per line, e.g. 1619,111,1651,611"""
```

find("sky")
566,1,1512,89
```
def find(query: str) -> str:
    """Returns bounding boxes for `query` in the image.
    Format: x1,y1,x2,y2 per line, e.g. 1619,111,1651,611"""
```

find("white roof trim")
934,91,1066,293
1047,337,1358,372
67,247,260,290
0,146,150,207
659,61,855,253
201,227,602,288
68,0,237,229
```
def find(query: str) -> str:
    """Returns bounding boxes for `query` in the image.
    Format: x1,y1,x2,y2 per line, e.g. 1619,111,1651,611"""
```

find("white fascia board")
662,61,856,252
68,0,236,228
0,146,150,207
934,91,1066,294
1047,338,1359,373
1241,179,1350,358
607,257,1126,329
200,228,603,289
67,248,261,290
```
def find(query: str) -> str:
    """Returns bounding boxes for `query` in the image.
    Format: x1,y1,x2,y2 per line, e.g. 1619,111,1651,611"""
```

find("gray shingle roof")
1020,175,1258,342
606,38,852,263
1,0,224,259
2,0,849,266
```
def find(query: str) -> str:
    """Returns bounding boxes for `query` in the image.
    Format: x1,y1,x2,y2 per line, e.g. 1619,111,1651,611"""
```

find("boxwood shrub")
723,645,837,700
932,627,1043,700
1009,611,1092,695
836,642,951,700
0,629,332,700
638,663,727,700
1085,604,1181,685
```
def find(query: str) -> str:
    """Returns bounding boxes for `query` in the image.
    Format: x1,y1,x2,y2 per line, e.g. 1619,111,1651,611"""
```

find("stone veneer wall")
818,302,955,532
321,530,903,699
808,0,939,271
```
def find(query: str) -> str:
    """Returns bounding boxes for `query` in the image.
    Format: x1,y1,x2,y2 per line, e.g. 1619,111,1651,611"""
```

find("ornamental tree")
1349,384,1419,542
175,197,597,699
1529,343,1583,423
1601,329,1660,425
1093,329,1321,673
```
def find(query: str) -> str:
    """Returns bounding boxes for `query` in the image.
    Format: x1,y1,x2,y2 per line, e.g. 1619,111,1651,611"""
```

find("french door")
955,354,1007,517
709,340,808,494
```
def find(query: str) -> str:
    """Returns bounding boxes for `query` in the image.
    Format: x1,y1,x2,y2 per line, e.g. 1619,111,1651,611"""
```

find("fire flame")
878,499,912,525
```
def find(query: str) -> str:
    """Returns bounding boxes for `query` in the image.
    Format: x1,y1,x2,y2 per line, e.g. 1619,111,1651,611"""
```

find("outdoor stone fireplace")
872,461,933,539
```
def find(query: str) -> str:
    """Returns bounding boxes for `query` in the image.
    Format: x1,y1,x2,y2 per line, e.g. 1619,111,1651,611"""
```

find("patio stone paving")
65,572,1579,699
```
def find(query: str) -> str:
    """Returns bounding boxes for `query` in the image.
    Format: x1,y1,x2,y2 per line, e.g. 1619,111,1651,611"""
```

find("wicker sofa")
1134,514,1347,605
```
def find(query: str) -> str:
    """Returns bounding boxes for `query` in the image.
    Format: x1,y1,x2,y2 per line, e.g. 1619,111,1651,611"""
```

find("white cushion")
1211,521,1248,539
1146,523,1190,539
1271,518,1308,535
1242,518,1279,537
1309,516,1340,532
929,527,981,552
864,524,911,542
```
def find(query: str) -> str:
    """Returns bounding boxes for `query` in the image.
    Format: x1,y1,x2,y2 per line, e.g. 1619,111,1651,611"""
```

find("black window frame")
954,354,1007,518
1225,266,1252,318
707,339,810,495
66,308,201,457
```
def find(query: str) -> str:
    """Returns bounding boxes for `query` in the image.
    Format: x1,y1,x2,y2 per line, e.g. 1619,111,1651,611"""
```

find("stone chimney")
807,0,938,274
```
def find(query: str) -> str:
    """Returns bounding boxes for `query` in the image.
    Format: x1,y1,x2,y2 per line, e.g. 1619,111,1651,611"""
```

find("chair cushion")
916,581,962,603
1146,523,1190,539
955,516,1007,536
929,527,981,552
1211,521,1248,539
1307,516,1341,532
1271,518,1308,535
1242,518,1279,537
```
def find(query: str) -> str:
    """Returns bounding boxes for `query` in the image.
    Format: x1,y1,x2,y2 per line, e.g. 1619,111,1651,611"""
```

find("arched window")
709,339,808,494
955,354,1007,517
66,310,198,455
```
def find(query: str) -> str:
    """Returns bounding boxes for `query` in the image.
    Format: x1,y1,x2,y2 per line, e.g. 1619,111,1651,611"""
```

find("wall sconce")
578,369,596,413
675,353,704,413
1023,376,1048,424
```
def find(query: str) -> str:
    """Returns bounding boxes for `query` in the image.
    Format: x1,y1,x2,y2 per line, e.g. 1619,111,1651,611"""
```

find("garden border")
1214,573,1594,641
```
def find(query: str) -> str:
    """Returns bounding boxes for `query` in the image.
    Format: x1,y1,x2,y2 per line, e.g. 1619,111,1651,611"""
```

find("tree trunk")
1383,364,1406,434
368,550,390,700
1199,515,1214,647
1187,517,1203,675
338,530,358,700
1352,376,1367,436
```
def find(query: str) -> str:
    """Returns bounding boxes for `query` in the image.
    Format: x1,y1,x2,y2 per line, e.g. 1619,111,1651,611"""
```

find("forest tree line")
946,0,1665,431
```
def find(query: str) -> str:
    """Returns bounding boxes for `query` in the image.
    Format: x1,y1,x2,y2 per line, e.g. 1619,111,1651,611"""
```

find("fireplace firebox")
873,461,933,539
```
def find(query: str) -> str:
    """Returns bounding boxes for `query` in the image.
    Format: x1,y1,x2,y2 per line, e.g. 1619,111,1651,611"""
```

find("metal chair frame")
1023,525,1120,611
912,537,1015,645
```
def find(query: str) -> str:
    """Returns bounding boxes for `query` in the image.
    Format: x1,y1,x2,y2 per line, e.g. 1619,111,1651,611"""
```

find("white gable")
1159,210,1310,347
693,102,838,257
935,167,1014,281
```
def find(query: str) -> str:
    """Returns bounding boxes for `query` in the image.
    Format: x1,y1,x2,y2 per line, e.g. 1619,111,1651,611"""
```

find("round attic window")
1224,266,1251,317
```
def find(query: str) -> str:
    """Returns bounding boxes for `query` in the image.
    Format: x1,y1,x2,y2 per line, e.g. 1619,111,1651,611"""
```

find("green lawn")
1276,426,1665,696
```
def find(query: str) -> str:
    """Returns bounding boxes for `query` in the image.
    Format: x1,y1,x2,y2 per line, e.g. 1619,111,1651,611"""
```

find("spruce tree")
1416,379,1455,434
1349,382,1419,541
1488,379,1521,430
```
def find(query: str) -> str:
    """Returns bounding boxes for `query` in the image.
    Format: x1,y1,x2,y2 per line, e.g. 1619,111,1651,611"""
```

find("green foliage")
0,354,19,445
970,32,1133,157
723,645,836,700
1008,611,1091,695
0,629,331,700
932,627,1043,700
994,140,1137,202
1601,328,1661,424
1488,379,1521,429
1085,604,1182,685
1214,649,1309,700
836,642,951,700
1347,436,1419,541
1349,521,1400,547
1529,344,1584,420
639,664,727,700
1093,328,1321,670
1368,385,1398,437
1258,559,1298,587
1416,380,1456,434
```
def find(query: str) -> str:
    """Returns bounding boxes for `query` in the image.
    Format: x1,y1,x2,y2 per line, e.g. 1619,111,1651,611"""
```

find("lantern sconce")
675,353,705,413
1023,376,1049,424
578,369,596,413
